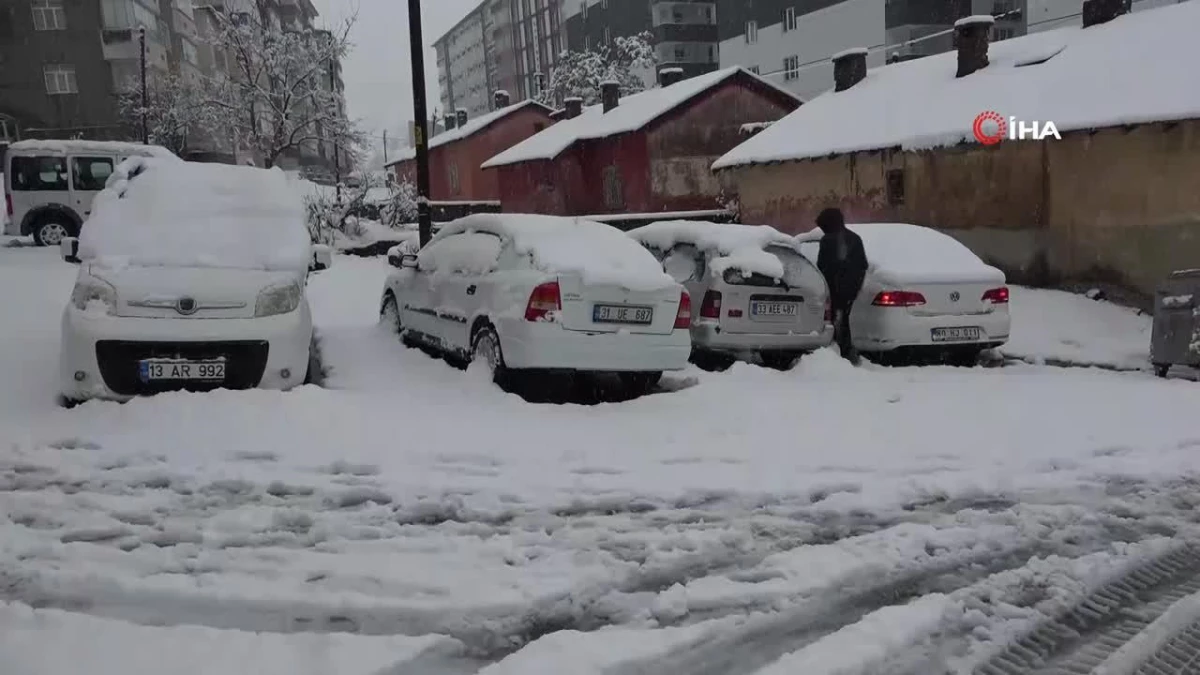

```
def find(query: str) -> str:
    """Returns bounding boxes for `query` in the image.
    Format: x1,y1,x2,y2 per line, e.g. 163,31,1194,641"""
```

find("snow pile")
1002,286,1151,369
629,219,801,279
797,223,1005,284
418,230,503,276
483,67,797,168
79,157,312,272
5,139,178,160
389,101,552,164
433,213,675,290
713,2,1200,169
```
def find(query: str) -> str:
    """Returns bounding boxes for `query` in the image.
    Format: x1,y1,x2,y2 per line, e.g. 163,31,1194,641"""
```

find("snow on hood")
797,223,1005,284
433,214,675,291
628,220,802,279
79,157,312,273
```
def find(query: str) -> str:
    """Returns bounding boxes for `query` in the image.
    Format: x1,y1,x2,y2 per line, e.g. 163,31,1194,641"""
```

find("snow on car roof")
432,213,675,291
386,100,553,165
482,67,799,168
713,2,1200,170
79,157,312,272
796,223,1005,284
628,220,803,280
7,139,178,159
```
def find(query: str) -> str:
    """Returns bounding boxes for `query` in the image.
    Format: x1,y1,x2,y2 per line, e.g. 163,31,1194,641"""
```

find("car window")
10,155,69,191
767,246,813,288
71,156,114,191
663,244,703,283
416,231,504,275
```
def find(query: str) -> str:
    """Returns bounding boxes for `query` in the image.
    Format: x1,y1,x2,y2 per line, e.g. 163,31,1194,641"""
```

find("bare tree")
117,72,224,156
536,31,657,108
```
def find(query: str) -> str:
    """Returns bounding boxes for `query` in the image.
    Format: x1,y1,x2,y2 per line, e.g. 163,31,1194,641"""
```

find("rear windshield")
722,246,811,289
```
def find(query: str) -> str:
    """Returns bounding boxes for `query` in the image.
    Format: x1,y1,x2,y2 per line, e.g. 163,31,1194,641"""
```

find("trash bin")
1150,268,1200,378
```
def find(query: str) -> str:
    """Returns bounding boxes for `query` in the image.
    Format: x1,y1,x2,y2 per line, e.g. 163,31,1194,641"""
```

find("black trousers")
833,304,858,361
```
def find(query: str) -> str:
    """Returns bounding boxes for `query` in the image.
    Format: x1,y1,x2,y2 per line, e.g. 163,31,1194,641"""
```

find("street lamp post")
138,26,148,144
406,0,433,247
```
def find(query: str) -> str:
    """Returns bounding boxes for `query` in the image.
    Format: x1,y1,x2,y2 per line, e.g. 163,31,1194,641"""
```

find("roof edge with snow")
384,99,554,168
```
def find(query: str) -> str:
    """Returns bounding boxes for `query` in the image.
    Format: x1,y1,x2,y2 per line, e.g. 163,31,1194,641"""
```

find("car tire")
619,371,662,396
380,294,402,334
759,352,799,371
303,336,323,385
471,324,510,387
693,351,736,372
33,215,74,247
1153,363,1170,378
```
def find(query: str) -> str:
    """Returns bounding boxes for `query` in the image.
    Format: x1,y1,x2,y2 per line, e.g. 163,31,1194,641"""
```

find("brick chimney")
600,80,619,113
494,89,510,109
564,96,583,119
659,67,684,87
830,47,868,92
456,108,468,128
444,113,457,130
1082,0,1129,27
953,15,994,78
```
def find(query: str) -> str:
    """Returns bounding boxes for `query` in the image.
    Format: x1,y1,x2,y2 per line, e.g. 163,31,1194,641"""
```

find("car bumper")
497,319,692,372
692,321,834,354
854,307,1010,351
60,306,312,401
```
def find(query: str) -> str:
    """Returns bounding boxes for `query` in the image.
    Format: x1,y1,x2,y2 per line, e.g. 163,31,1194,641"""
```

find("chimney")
456,108,468,128
564,96,583,119
1082,0,1129,27
444,113,457,130
953,15,994,78
659,67,684,87
830,47,868,92
493,89,510,109
599,80,619,113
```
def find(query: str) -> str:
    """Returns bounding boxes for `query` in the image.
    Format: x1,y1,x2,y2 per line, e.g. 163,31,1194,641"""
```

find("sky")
308,0,478,163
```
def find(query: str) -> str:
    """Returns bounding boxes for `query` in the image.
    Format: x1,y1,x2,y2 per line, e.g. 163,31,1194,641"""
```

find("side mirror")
400,254,419,269
311,244,332,272
61,237,81,264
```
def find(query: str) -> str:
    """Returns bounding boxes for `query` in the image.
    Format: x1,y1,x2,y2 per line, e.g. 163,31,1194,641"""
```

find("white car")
58,156,331,403
798,223,1011,365
379,214,692,393
629,220,833,370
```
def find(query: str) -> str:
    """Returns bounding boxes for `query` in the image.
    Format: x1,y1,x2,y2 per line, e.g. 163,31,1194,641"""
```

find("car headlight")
254,281,302,317
70,279,118,314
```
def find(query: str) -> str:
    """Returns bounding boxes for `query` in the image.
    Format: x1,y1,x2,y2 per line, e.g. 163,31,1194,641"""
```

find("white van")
4,139,176,245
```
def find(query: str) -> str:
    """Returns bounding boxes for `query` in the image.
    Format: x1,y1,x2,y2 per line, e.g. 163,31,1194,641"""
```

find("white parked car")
379,214,692,393
798,223,1010,365
58,156,331,403
628,220,833,370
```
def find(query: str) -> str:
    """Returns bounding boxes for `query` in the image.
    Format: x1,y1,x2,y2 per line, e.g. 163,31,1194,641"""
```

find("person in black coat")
814,208,868,364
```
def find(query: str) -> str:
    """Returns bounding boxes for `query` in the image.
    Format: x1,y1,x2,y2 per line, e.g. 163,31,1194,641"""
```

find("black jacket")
816,228,869,309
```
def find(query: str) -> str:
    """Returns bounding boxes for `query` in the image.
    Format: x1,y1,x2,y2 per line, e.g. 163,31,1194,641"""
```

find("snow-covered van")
57,156,332,403
4,139,177,245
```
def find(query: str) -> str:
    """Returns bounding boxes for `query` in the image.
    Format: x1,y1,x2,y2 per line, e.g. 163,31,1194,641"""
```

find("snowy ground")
2,247,1199,674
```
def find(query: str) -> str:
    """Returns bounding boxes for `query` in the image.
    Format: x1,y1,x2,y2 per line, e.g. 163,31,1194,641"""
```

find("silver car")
629,221,834,370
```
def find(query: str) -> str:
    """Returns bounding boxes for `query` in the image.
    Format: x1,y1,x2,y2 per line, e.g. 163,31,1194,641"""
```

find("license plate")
931,327,981,342
139,359,226,382
751,301,798,317
593,304,653,324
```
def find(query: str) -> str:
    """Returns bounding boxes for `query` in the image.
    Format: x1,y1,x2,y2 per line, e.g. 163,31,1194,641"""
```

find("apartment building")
561,0,718,83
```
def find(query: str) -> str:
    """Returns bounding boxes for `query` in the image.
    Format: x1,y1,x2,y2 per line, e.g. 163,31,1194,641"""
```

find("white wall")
718,0,886,101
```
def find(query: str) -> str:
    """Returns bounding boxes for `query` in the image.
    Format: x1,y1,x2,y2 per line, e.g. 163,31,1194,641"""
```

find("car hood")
86,264,301,319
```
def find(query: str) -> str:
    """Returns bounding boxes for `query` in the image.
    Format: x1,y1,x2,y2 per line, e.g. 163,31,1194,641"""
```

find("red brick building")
480,67,800,217
386,94,554,202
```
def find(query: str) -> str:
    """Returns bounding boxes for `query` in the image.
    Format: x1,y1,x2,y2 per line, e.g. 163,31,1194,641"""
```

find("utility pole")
406,0,433,247
138,26,148,144
382,129,388,165
329,57,342,202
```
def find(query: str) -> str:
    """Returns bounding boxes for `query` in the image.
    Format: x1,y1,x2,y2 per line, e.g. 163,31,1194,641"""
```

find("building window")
748,65,760,74
745,20,757,44
449,163,460,193
993,27,1014,41
602,166,623,209
31,0,66,30
604,26,610,45
44,64,77,94
783,55,799,81
675,46,686,60
886,169,905,206
783,6,796,32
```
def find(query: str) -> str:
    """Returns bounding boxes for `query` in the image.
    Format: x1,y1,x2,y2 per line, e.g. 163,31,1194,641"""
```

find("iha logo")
972,110,1061,145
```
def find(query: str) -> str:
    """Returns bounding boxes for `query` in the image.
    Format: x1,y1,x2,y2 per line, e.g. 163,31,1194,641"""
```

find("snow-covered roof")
713,2,1200,170
431,213,675,291
482,67,800,168
79,157,311,272
628,220,802,279
6,139,178,159
796,223,1005,284
386,100,552,165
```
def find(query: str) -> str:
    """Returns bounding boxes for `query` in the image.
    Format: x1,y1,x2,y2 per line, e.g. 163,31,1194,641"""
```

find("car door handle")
466,285,477,295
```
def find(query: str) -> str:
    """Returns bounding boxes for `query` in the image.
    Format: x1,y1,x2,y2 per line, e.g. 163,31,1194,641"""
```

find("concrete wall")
726,119,1200,296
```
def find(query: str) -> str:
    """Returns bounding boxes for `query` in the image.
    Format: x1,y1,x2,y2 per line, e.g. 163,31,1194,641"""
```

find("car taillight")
699,290,721,319
872,290,926,307
4,192,11,217
524,281,561,321
982,287,1009,304
674,290,691,329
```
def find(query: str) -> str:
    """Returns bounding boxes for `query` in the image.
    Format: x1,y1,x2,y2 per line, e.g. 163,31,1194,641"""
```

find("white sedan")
798,223,1011,365
379,214,692,394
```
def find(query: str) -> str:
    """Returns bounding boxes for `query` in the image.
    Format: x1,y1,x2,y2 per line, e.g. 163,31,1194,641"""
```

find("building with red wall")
480,67,800,217
386,95,554,202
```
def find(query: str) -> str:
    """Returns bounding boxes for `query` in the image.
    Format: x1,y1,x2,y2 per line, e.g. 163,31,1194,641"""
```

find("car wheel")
380,294,402,334
303,336,323,385
33,216,73,247
619,371,662,396
759,352,799,371
1153,363,1170,378
471,325,510,386
693,351,735,372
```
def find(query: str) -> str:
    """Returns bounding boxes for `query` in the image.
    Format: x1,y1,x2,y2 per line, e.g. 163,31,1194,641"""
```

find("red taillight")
872,290,926,307
674,290,691,329
524,281,561,321
982,287,1009,304
4,192,11,217
699,290,722,319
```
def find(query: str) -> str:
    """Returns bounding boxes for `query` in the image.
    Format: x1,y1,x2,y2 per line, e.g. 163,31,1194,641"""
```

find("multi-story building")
561,0,718,82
